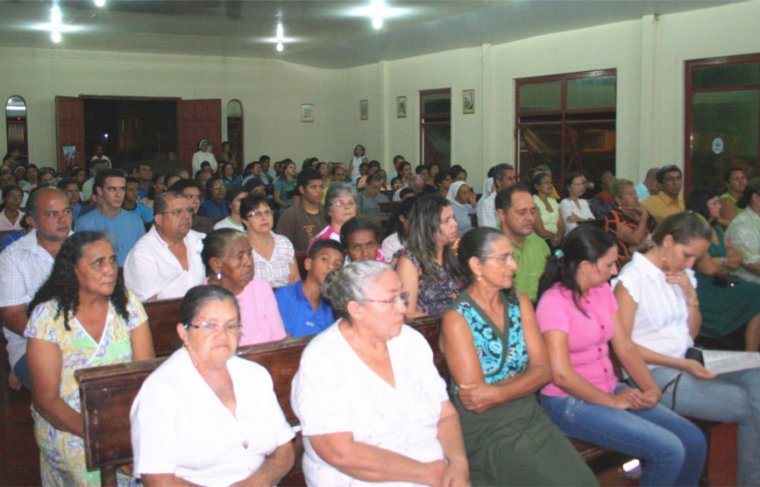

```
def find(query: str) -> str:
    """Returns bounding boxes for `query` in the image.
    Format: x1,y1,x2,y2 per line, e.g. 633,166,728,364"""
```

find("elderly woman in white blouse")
131,285,294,486
241,194,300,288
291,261,469,486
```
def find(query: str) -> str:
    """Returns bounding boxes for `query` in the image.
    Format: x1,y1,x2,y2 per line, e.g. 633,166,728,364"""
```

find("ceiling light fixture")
50,4,63,43
370,0,385,30
273,20,286,53
346,1,408,29
93,0,106,7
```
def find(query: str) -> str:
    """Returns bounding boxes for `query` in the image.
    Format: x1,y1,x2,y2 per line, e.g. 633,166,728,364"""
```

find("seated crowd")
3,145,760,486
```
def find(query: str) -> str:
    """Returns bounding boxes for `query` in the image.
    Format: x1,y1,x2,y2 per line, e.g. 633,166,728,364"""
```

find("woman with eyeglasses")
202,229,286,346
307,182,357,251
131,285,295,486
25,232,155,485
241,195,299,288
441,228,595,485
292,261,469,486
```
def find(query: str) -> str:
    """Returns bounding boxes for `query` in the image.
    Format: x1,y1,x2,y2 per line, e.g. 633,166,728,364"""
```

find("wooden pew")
77,316,632,486
142,298,183,356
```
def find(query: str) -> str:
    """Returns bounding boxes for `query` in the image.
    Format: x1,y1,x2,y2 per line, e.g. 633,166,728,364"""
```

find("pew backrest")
76,318,442,484
142,298,182,356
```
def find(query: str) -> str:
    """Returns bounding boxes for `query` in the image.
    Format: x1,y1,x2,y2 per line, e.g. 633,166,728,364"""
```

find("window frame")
684,53,760,194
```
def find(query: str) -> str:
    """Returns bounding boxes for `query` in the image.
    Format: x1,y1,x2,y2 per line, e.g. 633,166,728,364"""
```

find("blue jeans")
13,353,32,391
651,365,760,486
542,384,706,487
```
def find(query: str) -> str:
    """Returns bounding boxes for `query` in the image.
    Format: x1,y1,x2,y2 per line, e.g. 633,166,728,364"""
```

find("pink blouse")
207,277,287,346
536,283,618,397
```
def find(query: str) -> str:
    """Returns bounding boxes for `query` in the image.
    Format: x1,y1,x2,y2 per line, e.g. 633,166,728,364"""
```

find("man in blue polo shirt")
275,239,345,337
75,168,145,266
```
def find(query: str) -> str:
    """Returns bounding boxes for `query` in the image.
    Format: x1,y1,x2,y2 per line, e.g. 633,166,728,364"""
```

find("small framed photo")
360,99,368,120
396,96,407,118
463,89,475,114
301,103,314,123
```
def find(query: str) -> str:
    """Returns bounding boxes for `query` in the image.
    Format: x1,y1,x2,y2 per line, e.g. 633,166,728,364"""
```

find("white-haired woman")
292,261,469,486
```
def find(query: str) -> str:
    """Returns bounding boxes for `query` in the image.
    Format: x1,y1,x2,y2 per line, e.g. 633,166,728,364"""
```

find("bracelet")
688,301,700,308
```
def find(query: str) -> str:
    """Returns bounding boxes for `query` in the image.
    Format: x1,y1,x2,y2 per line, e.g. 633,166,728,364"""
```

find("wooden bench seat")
77,315,633,486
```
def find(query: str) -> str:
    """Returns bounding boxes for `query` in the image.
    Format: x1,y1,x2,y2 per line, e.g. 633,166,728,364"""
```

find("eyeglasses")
363,291,409,306
331,199,356,208
247,209,273,219
162,207,194,217
485,253,516,265
184,321,242,333
211,185,225,191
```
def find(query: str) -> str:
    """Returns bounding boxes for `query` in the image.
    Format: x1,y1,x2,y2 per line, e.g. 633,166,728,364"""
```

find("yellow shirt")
642,191,684,222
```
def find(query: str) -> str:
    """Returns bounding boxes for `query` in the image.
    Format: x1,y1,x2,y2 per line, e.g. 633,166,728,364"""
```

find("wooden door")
177,99,221,173
55,96,85,174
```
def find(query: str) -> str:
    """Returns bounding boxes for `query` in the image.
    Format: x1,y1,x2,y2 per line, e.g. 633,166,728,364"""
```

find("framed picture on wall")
396,96,407,118
463,89,475,114
360,99,368,120
301,103,314,123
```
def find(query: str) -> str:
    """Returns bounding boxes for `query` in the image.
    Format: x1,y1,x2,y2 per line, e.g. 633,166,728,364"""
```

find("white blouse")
614,252,695,360
534,195,560,233
292,323,449,486
131,348,294,486
559,197,595,233
252,232,296,288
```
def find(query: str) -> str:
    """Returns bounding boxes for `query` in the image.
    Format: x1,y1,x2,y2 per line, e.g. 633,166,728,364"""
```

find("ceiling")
0,0,743,69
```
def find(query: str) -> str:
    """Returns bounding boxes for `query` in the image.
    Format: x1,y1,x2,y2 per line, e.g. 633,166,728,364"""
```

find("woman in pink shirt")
536,225,705,486
202,229,287,346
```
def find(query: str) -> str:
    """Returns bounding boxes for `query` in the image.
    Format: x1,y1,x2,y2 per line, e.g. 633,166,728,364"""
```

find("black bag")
713,274,744,288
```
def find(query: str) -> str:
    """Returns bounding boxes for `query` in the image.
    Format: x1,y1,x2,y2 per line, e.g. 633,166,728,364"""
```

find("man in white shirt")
124,191,206,301
0,187,72,390
477,163,516,228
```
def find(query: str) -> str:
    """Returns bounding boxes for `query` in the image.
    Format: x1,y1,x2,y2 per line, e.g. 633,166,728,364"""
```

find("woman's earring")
216,272,222,280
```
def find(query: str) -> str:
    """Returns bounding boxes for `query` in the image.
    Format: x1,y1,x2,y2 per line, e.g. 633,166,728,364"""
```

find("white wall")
0,47,360,167
1,0,759,189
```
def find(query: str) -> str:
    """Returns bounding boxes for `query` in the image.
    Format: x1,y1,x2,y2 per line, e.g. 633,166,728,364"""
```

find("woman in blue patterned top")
441,227,595,486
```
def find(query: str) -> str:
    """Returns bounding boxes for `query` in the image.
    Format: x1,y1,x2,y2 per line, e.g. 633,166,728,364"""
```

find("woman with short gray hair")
307,182,357,252
292,261,469,486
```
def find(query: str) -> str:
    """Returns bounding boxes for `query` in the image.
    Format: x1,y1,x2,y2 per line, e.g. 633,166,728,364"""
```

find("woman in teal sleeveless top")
441,227,596,486
688,188,760,349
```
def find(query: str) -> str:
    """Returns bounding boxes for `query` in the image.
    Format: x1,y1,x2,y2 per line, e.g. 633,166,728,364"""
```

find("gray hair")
321,260,391,320
324,181,357,224
153,190,184,215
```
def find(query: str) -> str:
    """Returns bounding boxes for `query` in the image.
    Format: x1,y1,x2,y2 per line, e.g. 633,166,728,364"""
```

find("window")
685,54,760,192
5,95,28,165
420,89,451,170
516,70,616,190
226,99,243,168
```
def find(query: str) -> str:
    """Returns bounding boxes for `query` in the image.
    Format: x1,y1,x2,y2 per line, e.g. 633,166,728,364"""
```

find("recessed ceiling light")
346,1,410,26
276,42,284,52
50,31,62,43
94,0,106,7
50,5,62,26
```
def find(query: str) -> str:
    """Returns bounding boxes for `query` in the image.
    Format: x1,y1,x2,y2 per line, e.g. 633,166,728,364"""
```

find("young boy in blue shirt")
275,239,345,337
